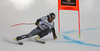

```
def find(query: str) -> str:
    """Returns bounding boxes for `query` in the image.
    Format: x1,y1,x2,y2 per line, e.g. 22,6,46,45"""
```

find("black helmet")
49,13,56,20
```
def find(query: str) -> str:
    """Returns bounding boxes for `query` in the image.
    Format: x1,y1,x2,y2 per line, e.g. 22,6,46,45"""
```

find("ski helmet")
48,13,55,20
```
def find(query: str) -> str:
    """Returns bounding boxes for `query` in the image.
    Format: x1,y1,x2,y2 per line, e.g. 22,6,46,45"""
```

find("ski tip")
18,42,23,45
42,42,45,44
36,40,45,44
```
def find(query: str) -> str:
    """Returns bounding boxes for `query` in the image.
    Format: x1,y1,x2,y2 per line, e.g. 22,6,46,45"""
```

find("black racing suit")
16,16,56,41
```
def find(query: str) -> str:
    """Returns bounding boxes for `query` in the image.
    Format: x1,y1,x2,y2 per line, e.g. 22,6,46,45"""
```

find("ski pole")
10,23,35,27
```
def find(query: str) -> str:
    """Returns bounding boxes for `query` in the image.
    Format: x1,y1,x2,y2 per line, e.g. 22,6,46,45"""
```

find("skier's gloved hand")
54,36,57,39
35,22,39,26
53,34,57,39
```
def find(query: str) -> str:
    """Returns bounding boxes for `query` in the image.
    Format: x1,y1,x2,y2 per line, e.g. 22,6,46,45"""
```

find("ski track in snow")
54,28,100,47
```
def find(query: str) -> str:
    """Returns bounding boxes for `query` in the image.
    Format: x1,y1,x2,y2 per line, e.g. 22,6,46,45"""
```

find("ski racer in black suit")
15,13,57,41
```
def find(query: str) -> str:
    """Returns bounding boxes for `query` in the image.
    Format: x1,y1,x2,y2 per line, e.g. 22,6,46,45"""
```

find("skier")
15,13,57,41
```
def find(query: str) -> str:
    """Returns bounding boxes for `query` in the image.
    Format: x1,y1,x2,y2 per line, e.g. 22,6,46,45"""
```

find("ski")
4,37,23,45
17,40,45,45
18,42,23,45
10,23,35,27
4,36,45,45
18,40,45,45
36,40,45,44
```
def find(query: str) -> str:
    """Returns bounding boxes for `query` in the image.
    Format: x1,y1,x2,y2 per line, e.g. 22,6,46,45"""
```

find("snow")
0,0,100,51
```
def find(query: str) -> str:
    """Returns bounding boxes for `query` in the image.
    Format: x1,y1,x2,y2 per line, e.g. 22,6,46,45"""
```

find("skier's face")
49,18,53,22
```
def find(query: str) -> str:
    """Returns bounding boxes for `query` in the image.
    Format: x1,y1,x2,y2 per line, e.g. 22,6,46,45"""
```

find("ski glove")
35,22,39,26
53,34,57,39
35,19,41,26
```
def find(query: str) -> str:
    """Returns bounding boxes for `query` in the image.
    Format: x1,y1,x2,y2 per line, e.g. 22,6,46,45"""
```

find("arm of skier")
52,27,57,39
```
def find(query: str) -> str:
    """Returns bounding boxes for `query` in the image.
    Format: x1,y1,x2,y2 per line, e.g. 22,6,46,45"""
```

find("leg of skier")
38,29,51,38
15,26,51,42
15,27,42,41
31,28,51,41
14,27,51,44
